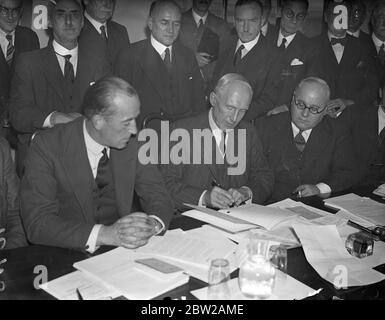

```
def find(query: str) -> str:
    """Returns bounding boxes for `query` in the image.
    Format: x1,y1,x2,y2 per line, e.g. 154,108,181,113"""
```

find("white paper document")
293,224,385,287
191,272,319,300
40,270,120,300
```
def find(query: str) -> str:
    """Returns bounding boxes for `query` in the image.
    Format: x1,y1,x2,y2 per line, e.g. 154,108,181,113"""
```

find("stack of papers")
373,184,385,199
293,224,385,287
324,194,385,227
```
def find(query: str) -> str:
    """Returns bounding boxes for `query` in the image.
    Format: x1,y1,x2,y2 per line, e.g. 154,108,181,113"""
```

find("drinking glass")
207,258,231,300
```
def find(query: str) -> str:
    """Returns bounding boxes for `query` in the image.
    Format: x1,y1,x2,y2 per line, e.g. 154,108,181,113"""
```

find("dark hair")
281,0,309,11
82,77,138,119
235,0,263,11
48,0,84,20
149,0,181,17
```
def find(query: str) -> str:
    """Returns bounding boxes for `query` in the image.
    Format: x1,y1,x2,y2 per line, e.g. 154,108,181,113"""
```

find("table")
1,186,384,300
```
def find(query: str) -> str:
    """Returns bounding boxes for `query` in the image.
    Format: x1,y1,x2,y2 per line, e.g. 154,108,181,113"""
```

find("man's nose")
301,107,310,117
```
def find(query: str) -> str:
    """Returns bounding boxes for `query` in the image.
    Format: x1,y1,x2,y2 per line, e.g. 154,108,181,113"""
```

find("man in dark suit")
260,0,276,38
0,0,39,113
161,73,274,211
21,76,174,251
115,0,206,129
307,1,378,119
370,1,385,84
346,0,371,45
79,0,130,69
256,77,358,202
178,0,231,85
9,0,110,175
0,135,26,249
348,81,385,187
265,0,313,115
211,0,279,121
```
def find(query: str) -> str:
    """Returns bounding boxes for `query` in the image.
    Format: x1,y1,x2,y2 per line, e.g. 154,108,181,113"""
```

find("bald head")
291,77,330,131
211,74,253,130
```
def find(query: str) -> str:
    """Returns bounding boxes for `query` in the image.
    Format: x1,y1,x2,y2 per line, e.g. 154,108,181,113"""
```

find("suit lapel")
303,119,332,161
42,44,66,100
60,118,94,222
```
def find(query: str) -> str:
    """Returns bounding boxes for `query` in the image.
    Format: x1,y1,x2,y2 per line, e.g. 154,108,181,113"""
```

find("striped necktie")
5,34,15,66
233,44,244,66
100,25,108,41
294,130,306,152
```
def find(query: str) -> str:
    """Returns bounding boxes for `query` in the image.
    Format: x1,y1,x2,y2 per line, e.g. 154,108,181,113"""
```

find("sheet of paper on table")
40,270,120,300
324,193,385,226
73,247,189,300
191,272,320,300
293,224,385,287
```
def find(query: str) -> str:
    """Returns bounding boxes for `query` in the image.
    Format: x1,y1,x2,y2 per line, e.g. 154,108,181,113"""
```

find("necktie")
279,37,287,50
64,54,75,83
233,44,244,66
294,130,306,152
379,44,385,66
220,130,227,155
5,34,15,66
379,126,385,146
100,25,108,41
95,148,111,190
198,18,204,32
164,47,172,73
331,37,347,46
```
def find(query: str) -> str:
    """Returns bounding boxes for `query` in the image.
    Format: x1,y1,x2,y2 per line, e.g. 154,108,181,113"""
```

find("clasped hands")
97,213,160,249
203,186,251,209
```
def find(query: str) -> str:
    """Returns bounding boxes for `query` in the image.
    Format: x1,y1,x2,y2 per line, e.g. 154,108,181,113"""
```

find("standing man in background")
79,0,130,69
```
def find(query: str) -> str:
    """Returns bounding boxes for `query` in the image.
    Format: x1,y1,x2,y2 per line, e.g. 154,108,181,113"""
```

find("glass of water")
208,259,231,300
238,237,276,299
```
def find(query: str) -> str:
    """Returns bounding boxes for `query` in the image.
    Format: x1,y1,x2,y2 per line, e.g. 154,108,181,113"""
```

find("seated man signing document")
20,77,174,251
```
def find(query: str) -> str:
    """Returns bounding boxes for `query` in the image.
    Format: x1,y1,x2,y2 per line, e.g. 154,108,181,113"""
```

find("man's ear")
147,17,153,32
93,114,105,130
209,92,217,107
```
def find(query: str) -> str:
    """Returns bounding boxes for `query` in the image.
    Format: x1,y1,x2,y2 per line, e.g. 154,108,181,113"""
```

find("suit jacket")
307,33,379,106
160,111,274,211
114,39,206,128
0,26,39,106
79,17,130,69
369,33,385,85
0,137,27,249
20,117,174,250
178,9,231,82
211,36,280,121
8,42,110,172
348,103,385,185
266,30,313,107
255,112,359,202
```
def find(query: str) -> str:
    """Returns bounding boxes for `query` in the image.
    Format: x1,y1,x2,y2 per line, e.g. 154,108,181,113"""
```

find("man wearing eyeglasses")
255,77,358,202
265,0,313,116
9,0,110,176
307,1,378,120
0,0,39,129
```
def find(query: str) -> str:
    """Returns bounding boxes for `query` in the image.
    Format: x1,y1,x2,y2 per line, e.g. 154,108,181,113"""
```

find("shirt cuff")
86,224,102,253
43,112,55,128
240,186,253,204
149,215,165,235
198,190,208,207
316,183,332,194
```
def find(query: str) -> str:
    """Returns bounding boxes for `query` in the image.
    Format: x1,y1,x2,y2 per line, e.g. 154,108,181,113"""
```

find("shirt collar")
278,30,296,47
85,11,107,35
347,30,360,38
261,23,268,37
53,40,78,57
83,119,109,156
151,35,172,58
372,32,385,48
291,122,312,141
0,28,15,40
236,33,261,52
192,9,208,26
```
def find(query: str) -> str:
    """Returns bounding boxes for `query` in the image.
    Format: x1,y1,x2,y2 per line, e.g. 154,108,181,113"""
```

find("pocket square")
89,82,95,86
290,58,304,66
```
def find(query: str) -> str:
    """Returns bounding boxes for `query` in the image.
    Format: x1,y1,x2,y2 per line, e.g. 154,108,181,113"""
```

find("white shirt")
291,122,332,194
85,11,108,37
372,33,385,54
347,30,360,38
192,9,208,27
328,32,345,64
235,33,261,59
0,28,15,58
379,106,385,135
198,109,252,206
82,120,165,253
151,35,172,61
277,30,296,48
261,23,268,37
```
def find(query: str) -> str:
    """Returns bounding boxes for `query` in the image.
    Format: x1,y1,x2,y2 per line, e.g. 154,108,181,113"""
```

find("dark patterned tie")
5,34,15,66
294,130,306,152
64,54,75,82
100,25,108,41
220,130,227,155
379,126,385,146
279,37,287,51
331,37,347,46
233,44,244,66
379,44,385,66
164,47,172,73
198,18,204,32
95,148,111,190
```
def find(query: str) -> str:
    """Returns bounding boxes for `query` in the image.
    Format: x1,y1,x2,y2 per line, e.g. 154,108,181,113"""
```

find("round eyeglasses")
292,95,326,114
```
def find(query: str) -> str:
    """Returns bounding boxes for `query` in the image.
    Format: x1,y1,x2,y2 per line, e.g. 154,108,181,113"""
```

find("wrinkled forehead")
0,0,22,8
53,0,82,12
